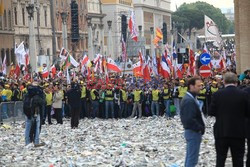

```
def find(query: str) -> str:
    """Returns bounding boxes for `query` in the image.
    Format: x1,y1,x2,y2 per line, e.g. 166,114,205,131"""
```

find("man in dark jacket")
180,77,204,167
244,85,250,167
67,82,81,129
209,72,249,167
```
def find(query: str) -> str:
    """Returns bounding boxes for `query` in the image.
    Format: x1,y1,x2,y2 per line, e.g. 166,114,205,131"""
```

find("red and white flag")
106,58,121,72
50,64,56,78
133,61,143,77
42,67,49,78
81,55,92,67
128,10,138,42
2,54,6,75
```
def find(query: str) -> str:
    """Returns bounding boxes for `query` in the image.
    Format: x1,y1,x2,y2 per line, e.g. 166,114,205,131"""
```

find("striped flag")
128,10,138,42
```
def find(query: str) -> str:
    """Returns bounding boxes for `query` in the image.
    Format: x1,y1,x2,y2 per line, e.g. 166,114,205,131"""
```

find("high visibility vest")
133,90,142,102
198,89,206,100
2,89,12,101
21,88,28,99
178,86,188,98
211,87,218,94
45,92,53,106
121,89,127,101
163,88,170,100
105,90,114,101
91,89,97,101
152,90,160,101
12,89,21,100
81,86,86,98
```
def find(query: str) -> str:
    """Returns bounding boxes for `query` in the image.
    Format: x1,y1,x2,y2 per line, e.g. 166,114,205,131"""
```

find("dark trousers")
70,107,80,128
43,105,52,124
80,99,87,119
215,138,245,167
247,139,250,167
54,108,63,124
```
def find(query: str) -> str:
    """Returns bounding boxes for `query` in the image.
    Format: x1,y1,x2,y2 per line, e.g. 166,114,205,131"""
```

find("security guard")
198,83,207,114
90,86,99,118
162,84,171,117
151,85,160,116
43,83,52,125
12,83,21,101
210,81,219,94
177,80,187,115
130,86,143,118
80,81,88,119
105,84,114,119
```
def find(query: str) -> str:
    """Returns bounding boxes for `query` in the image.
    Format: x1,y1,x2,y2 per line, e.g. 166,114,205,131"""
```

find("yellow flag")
0,0,4,16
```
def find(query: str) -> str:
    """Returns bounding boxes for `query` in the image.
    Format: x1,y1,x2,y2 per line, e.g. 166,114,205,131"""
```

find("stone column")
99,23,104,55
87,18,94,60
107,20,113,58
61,12,68,50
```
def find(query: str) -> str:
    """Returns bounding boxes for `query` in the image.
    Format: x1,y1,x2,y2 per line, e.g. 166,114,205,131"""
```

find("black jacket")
67,88,81,108
244,86,250,138
209,86,249,139
180,92,205,135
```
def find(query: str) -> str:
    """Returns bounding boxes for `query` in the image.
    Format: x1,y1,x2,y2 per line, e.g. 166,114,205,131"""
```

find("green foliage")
172,1,234,34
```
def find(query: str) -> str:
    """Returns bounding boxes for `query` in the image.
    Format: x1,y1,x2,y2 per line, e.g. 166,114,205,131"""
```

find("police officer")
43,83,52,125
105,84,115,119
119,86,127,118
177,80,187,115
198,82,207,114
12,83,21,101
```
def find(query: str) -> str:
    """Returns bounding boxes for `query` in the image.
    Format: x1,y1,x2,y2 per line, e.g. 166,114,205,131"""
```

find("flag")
0,0,4,16
62,55,79,70
9,64,15,78
25,51,29,66
188,49,195,76
133,61,143,77
106,58,121,72
143,62,151,82
203,43,209,53
15,42,27,65
121,37,127,62
50,64,56,78
69,55,79,67
160,55,170,78
176,64,183,79
204,15,222,47
59,48,69,60
41,67,49,78
152,49,158,75
93,54,101,64
128,10,138,42
2,54,6,75
102,58,109,84
153,28,163,45
219,57,226,70
14,64,21,78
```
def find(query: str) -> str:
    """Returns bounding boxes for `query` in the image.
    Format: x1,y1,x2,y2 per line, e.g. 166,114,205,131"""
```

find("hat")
180,80,185,83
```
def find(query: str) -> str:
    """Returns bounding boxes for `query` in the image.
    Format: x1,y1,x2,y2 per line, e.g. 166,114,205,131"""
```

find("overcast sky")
171,0,234,11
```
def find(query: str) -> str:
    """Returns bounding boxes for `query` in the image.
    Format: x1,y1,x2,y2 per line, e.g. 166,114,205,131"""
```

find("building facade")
234,0,250,73
12,0,53,67
133,0,171,56
0,0,15,68
101,0,133,60
87,0,106,58
53,0,88,60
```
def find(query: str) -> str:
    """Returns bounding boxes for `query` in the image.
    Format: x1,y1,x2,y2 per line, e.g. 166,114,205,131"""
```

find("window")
8,10,11,29
0,15,2,30
6,49,10,66
4,10,7,29
44,10,47,27
22,8,25,26
14,7,17,25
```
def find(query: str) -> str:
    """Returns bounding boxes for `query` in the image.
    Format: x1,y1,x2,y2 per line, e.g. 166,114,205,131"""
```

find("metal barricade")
0,101,25,124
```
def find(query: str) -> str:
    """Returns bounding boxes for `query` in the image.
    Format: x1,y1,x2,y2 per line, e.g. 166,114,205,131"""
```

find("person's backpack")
30,94,44,117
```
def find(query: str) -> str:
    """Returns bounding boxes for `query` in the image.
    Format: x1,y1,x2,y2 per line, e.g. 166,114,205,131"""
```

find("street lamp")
60,12,68,24
26,4,35,19
107,20,112,29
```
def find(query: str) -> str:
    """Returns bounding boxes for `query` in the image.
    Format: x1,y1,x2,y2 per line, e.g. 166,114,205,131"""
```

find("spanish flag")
0,0,4,16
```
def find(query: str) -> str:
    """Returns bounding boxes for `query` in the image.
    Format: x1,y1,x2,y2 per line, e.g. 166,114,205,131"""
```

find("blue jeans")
184,129,202,167
164,100,171,117
174,98,180,115
81,99,87,118
151,101,159,116
92,101,99,118
25,115,40,145
105,101,114,119
120,102,126,118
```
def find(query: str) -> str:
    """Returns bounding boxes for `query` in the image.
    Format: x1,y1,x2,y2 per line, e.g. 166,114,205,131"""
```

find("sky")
171,0,234,11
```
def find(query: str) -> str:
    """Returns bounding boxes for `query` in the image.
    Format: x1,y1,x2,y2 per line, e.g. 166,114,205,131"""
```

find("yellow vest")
152,90,160,101
163,88,170,100
2,89,12,101
211,87,218,94
105,90,114,101
133,90,142,102
198,89,206,100
45,92,53,106
178,86,188,98
91,89,97,101
81,86,86,98
121,89,127,101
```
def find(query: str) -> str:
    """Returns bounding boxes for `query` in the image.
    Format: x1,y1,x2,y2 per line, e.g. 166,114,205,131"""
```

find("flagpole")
123,28,129,78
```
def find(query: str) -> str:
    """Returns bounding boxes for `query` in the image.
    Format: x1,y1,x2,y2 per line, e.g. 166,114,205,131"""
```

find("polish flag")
128,10,138,42
81,55,92,67
161,55,171,78
42,67,49,78
176,64,183,79
106,58,121,72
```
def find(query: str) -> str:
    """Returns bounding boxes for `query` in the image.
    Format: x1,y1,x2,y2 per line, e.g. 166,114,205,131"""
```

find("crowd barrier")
0,101,25,124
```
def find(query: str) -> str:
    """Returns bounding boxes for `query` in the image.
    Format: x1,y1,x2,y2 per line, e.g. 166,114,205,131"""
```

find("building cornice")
87,13,106,18
133,4,172,14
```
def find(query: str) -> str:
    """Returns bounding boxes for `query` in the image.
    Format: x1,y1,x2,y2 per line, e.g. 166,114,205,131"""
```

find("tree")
172,1,233,35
